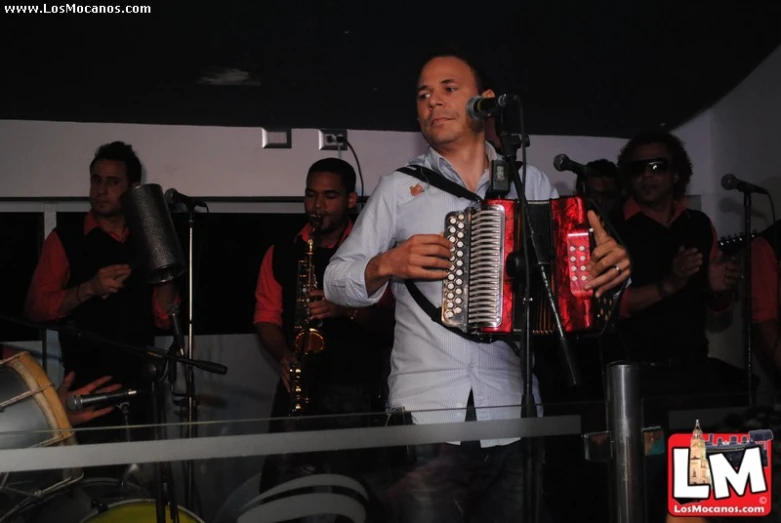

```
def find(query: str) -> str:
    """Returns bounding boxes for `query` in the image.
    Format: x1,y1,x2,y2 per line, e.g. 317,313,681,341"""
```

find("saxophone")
289,214,326,416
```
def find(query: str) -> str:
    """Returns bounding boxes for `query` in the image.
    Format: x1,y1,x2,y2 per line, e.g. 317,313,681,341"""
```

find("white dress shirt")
324,143,559,447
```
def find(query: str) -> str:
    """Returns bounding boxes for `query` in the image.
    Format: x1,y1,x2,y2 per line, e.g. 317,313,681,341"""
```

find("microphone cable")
337,135,365,212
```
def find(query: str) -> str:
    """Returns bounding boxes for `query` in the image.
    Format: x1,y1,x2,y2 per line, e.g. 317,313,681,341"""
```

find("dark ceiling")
2,1,780,138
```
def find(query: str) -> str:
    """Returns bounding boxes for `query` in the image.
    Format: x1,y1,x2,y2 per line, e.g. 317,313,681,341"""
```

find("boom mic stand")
492,105,581,523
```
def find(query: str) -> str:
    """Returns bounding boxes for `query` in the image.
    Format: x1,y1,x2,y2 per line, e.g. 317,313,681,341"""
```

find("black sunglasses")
626,158,671,176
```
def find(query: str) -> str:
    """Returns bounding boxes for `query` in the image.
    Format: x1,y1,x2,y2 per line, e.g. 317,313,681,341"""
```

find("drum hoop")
78,499,204,523
5,352,76,443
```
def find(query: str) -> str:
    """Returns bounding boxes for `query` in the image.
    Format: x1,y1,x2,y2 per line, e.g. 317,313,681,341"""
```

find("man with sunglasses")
609,130,743,523
610,131,740,372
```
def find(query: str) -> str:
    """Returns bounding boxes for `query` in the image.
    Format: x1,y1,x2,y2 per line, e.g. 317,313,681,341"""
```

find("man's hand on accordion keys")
381,234,453,280
583,210,631,297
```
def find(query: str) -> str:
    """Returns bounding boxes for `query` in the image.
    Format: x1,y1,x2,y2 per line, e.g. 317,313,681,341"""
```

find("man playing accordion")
324,50,630,521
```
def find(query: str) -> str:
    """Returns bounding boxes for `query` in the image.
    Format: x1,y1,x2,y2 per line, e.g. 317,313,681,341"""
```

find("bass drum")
0,351,82,522
23,477,204,523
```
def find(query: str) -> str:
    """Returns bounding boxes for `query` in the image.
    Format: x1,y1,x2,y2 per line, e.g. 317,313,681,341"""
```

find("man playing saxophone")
253,158,395,493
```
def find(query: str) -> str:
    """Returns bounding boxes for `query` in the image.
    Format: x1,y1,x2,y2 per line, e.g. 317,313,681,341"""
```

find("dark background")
1,1,780,138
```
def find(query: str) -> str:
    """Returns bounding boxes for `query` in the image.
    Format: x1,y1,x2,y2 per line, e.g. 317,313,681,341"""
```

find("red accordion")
441,195,615,336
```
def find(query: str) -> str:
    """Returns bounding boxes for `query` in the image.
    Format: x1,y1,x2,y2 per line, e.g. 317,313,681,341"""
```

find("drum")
0,351,82,521
21,477,204,523
80,499,204,522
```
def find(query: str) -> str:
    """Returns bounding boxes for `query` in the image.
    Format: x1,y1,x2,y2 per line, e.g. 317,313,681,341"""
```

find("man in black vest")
609,130,744,522
254,158,394,496
25,141,178,441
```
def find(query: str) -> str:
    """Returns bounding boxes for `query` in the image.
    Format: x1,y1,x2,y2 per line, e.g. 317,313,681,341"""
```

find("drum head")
80,500,204,523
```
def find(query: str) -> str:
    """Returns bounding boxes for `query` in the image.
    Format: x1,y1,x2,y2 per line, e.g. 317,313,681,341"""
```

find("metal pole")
743,192,754,406
606,362,645,523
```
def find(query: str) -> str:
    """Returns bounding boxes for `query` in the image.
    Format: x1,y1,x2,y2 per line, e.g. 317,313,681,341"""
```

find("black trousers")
382,392,548,523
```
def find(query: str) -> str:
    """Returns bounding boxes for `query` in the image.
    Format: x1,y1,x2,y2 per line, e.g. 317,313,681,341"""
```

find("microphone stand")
743,191,754,406
493,109,580,523
169,204,200,509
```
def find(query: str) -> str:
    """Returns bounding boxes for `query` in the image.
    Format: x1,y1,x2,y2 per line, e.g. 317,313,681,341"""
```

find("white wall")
0,120,627,198
678,45,781,389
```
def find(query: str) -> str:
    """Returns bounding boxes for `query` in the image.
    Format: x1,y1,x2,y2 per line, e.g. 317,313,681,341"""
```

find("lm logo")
667,420,773,517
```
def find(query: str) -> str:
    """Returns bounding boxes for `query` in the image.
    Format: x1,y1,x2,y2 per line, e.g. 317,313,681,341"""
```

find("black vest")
609,205,713,362
271,233,387,387
56,221,155,389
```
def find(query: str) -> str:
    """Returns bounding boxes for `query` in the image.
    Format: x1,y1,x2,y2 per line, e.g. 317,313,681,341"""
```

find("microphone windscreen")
121,184,185,284
721,174,737,190
65,396,78,410
553,154,568,172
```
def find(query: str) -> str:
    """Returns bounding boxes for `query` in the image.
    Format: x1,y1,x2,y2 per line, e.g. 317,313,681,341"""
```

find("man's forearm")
255,323,290,364
57,282,98,317
624,281,669,315
364,254,391,297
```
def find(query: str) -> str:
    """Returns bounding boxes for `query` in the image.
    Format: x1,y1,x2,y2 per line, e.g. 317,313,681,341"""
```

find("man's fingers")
59,371,75,393
95,383,123,394
415,243,454,259
588,262,631,297
413,253,453,271
86,406,115,421
78,375,114,394
587,249,627,279
587,211,609,242
589,239,618,262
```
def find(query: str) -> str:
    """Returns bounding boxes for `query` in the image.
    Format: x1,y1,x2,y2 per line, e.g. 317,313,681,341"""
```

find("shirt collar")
623,196,688,225
421,141,498,190
84,210,130,243
295,218,353,249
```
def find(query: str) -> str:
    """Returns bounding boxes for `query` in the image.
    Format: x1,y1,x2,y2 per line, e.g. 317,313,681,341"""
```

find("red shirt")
751,236,778,324
24,211,173,330
254,220,392,327
618,197,722,318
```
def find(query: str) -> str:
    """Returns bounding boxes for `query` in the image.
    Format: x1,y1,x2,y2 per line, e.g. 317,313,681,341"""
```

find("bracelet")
349,308,359,321
656,280,669,299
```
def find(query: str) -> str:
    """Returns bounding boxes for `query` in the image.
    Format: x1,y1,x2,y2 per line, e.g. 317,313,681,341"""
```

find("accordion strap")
396,165,495,344
396,165,482,203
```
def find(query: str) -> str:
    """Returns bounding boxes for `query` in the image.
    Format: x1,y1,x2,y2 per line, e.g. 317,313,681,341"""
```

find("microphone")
721,174,769,195
466,94,520,119
553,153,593,178
165,188,206,210
66,389,139,411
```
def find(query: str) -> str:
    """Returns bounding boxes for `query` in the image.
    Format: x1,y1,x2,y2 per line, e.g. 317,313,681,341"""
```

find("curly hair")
617,131,693,200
